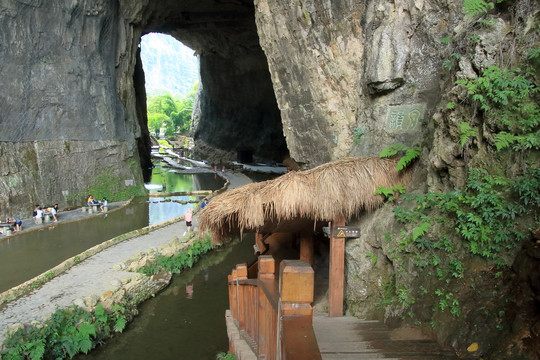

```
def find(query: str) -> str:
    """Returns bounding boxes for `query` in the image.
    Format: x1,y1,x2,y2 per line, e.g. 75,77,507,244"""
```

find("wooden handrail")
227,255,322,360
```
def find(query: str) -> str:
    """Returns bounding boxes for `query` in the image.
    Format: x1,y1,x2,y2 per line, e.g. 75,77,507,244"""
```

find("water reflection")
79,237,256,360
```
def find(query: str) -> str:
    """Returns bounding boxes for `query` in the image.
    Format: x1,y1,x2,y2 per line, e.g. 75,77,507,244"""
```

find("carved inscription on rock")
386,104,426,132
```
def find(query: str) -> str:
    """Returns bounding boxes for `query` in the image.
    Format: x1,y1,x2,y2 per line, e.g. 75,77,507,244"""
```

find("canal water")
78,237,256,360
0,169,225,293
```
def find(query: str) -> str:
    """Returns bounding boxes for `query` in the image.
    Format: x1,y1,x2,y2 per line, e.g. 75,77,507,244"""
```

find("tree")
146,83,199,137
148,113,168,137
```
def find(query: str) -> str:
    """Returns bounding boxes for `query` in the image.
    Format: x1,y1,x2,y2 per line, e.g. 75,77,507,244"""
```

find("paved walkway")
0,171,252,342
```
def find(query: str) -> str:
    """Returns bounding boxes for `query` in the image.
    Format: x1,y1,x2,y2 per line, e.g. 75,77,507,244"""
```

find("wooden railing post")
258,255,276,359
279,260,314,317
236,263,248,331
279,260,321,359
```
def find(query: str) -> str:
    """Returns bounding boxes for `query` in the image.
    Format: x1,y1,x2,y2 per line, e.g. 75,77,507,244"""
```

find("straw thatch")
199,157,411,242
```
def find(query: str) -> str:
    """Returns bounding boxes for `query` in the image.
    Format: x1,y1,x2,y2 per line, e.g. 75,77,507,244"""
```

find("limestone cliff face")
0,0,146,217
254,0,461,167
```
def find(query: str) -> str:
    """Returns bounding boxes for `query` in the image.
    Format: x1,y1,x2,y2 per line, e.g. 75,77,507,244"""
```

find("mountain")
140,33,199,97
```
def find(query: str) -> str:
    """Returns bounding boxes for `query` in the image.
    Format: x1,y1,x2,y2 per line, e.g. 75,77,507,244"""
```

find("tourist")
8,217,22,232
34,206,43,224
47,205,58,222
201,198,209,209
87,195,98,205
185,208,193,232
100,197,108,212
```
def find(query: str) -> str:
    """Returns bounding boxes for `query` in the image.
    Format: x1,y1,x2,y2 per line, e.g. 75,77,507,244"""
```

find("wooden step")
313,316,458,360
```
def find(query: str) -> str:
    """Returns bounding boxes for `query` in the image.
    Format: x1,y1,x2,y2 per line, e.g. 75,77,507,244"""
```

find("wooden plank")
281,317,322,360
313,316,459,360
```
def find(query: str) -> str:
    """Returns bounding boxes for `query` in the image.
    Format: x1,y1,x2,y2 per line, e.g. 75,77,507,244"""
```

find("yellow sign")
336,229,346,238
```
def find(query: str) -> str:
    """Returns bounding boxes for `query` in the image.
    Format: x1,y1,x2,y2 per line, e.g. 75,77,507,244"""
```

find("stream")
78,237,255,360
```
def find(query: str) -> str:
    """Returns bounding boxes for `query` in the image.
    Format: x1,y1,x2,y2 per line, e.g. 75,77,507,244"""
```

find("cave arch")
132,0,289,169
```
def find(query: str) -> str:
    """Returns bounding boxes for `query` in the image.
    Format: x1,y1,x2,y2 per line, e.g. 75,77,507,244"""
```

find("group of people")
33,204,59,223
87,195,108,212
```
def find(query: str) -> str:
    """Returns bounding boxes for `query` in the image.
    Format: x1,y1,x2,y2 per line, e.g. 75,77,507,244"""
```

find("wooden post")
258,255,275,280
258,256,276,359
279,260,321,360
279,260,314,316
236,264,248,330
329,219,346,317
299,230,314,266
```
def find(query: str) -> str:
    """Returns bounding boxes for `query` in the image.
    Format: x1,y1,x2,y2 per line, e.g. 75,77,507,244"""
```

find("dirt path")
0,171,252,342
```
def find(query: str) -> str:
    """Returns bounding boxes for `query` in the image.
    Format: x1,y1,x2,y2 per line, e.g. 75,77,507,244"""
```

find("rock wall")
254,0,460,168
0,0,147,217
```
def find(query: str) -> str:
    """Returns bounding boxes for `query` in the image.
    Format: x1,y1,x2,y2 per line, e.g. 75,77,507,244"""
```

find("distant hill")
140,33,199,98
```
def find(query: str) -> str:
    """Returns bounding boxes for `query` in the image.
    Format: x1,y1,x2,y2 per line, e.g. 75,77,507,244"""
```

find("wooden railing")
227,255,322,360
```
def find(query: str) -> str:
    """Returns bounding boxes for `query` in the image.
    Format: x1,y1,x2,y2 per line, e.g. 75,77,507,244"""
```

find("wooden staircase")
313,316,459,360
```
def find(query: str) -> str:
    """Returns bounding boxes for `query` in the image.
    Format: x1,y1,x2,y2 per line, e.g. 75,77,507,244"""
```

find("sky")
140,33,200,97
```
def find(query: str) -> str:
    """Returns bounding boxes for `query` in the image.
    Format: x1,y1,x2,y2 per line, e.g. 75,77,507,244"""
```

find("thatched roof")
199,157,411,242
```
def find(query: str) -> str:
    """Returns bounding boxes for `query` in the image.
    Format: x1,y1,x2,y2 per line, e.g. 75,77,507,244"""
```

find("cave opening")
132,0,289,177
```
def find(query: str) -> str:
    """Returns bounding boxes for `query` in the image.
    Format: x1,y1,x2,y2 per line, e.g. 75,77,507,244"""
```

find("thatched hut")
199,157,411,243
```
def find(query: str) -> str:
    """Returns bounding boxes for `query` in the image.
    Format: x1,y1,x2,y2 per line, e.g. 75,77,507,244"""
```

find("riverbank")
0,201,128,242
0,171,252,344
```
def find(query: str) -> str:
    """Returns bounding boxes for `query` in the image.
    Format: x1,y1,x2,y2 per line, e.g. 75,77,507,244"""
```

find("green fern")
459,122,478,146
374,184,406,202
463,0,494,19
380,144,421,171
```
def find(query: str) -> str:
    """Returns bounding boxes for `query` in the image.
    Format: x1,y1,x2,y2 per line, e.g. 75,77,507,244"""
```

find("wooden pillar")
299,230,314,266
329,219,346,317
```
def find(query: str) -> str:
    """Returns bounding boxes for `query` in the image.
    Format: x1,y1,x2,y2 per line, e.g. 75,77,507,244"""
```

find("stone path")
0,171,252,342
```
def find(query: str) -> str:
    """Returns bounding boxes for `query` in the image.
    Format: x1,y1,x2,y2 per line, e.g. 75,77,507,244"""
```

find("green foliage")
352,127,365,142
216,352,236,360
146,83,198,138
148,113,168,137
379,144,421,171
0,302,133,360
459,121,479,146
457,66,540,151
440,37,453,44
462,0,495,19
374,184,406,202
158,139,172,148
387,164,540,318
446,102,456,110
139,236,214,276
434,289,461,316
365,252,378,265
68,169,147,206
394,167,534,260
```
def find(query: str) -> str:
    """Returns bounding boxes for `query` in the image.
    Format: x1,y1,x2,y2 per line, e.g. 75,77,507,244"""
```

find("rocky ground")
0,171,252,343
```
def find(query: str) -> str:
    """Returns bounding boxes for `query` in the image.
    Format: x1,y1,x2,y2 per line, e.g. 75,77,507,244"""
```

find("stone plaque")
386,104,426,132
